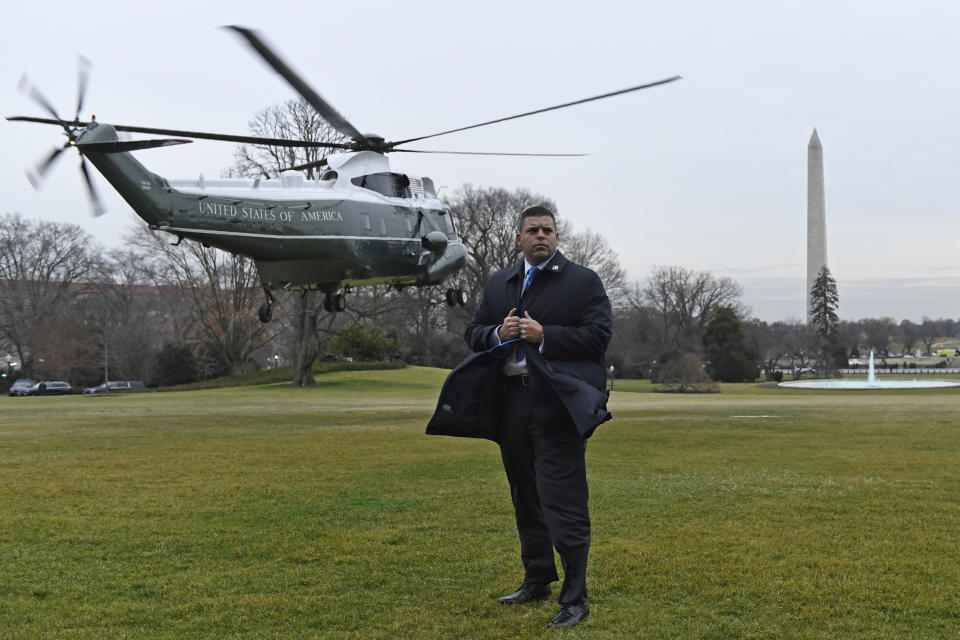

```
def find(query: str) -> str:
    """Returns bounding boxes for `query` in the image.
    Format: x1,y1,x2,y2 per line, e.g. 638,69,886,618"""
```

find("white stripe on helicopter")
158,225,444,244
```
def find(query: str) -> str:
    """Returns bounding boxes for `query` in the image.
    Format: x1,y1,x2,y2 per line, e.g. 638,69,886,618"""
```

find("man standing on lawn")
428,205,613,628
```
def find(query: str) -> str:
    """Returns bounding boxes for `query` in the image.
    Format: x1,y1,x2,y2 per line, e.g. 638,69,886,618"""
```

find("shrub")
654,353,719,393
152,344,198,387
329,324,396,361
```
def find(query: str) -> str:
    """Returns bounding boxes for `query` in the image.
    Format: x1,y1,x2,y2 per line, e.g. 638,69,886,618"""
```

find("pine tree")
809,266,840,375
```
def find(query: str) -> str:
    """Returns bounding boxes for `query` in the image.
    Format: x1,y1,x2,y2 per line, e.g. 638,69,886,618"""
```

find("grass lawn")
1,368,959,638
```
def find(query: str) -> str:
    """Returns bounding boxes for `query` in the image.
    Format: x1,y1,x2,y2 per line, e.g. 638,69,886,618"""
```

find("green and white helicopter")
8,26,679,322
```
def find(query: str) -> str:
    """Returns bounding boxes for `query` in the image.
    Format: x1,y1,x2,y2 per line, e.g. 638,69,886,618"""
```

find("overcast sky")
4,0,958,322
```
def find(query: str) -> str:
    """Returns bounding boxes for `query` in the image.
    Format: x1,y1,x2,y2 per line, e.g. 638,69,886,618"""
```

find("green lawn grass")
2,369,959,639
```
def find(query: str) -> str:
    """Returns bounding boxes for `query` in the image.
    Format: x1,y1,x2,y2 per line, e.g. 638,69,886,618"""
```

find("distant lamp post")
608,364,615,392
4,354,11,379
274,354,280,368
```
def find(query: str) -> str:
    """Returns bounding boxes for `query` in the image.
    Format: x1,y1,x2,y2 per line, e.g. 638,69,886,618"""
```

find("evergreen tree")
702,306,756,382
152,344,198,387
809,266,841,375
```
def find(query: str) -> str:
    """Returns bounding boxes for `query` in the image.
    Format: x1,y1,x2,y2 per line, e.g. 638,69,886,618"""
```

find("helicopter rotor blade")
281,157,330,174
7,116,353,149
388,76,682,148
17,75,64,122
110,123,353,149
7,115,80,127
78,157,106,217
225,25,370,148
78,138,193,153
26,143,71,189
75,55,91,122
392,149,587,157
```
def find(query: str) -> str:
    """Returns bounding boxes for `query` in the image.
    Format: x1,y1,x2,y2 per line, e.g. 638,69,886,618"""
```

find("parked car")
8,378,35,396
83,380,146,394
26,381,73,396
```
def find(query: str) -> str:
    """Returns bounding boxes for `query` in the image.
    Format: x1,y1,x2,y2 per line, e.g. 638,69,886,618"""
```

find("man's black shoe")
547,603,590,628
497,583,552,604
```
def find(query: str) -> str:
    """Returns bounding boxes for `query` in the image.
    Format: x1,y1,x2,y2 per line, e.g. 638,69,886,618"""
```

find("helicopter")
8,26,680,323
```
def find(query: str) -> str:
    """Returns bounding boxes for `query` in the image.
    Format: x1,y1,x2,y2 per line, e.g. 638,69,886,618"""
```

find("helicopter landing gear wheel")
257,302,273,324
258,285,275,324
324,292,347,312
445,287,467,307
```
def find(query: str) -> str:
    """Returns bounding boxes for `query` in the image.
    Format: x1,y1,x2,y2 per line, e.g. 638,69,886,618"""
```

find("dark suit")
430,250,612,606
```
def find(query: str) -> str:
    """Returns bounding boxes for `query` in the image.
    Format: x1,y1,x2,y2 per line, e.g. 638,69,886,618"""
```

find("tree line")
4,98,958,388
4,204,957,389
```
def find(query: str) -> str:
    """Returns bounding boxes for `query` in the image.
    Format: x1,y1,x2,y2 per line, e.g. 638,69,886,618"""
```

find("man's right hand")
498,307,520,341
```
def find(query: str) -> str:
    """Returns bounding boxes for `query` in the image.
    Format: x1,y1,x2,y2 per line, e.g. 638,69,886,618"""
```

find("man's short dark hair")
517,205,556,232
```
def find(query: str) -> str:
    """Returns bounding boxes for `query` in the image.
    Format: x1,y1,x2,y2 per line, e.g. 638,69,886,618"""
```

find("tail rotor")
17,56,100,214
77,153,105,217
74,55,91,123
14,55,189,217
26,140,71,189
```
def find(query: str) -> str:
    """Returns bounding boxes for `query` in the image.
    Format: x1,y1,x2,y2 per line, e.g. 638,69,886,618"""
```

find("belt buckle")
502,374,530,389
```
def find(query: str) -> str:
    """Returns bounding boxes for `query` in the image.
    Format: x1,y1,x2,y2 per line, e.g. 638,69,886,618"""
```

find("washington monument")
807,129,827,322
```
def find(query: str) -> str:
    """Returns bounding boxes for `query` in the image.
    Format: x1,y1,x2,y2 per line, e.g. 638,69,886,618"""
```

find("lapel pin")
551,265,559,271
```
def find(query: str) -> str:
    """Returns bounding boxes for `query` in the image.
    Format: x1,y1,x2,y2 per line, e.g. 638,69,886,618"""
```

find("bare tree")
860,317,900,358
899,319,921,356
786,321,820,377
562,227,628,307
0,213,105,377
127,226,272,377
743,318,817,380
606,305,661,379
226,98,349,385
288,284,407,385
641,265,744,355
229,99,347,180
382,286,472,368
91,248,174,383
919,317,958,356
837,320,863,357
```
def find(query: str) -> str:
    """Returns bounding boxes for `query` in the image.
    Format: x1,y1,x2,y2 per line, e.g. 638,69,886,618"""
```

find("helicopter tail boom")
78,122,172,226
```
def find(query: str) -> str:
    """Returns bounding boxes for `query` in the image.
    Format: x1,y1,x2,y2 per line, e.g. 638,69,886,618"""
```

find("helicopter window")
361,214,372,231
444,210,459,238
378,217,387,236
404,217,414,233
351,173,412,198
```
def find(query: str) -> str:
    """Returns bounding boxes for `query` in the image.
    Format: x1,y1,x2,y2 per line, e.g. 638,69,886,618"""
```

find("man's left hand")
519,311,543,344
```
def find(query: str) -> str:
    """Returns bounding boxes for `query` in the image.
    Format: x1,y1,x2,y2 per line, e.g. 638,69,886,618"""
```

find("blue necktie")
519,266,538,310
515,266,539,361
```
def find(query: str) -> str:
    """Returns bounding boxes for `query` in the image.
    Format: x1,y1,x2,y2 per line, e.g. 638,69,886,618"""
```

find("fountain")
778,350,960,390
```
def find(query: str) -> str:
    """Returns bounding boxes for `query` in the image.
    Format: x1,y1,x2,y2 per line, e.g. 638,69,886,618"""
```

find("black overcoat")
427,251,613,441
